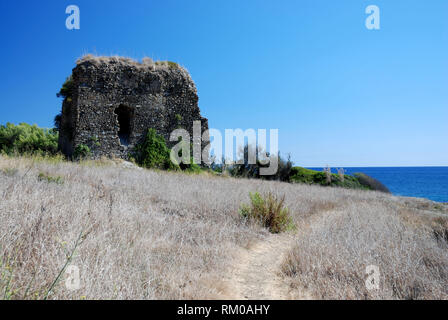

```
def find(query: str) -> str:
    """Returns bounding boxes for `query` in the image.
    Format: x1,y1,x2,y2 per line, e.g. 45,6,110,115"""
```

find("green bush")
133,129,205,173
289,167,327,185
289,167,372,190
228,144,293,182
133,128,178,170
54,76,75,136
0,123,59,155
354,173,391,193
173,139,204,173
73,144,91,159
57,76,74,99
180,158,202,173
240,192,295,233
275,154,294,182
228,144,270,178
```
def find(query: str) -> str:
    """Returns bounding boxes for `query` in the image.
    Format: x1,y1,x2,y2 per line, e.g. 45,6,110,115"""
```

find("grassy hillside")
0,155,447,299
289,167,369,189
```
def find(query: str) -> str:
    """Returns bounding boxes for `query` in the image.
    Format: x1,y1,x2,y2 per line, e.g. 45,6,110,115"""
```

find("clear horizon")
0,1,447,167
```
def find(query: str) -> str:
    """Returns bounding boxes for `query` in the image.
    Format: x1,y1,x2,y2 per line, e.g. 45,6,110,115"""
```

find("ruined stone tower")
58,55,208,160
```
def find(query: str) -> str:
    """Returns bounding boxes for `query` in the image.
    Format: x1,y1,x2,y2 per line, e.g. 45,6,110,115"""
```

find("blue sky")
0,0,447,166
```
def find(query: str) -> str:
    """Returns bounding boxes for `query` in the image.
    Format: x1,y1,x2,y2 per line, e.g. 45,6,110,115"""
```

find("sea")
307,167,448,203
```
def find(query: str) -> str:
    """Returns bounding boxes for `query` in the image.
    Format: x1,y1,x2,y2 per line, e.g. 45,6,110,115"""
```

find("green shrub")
229,144,269,178
73,144,91,160
173,139,205,173
354,173,391,193
133,128,178,170
289,167,371,190
240,192,295,233
133,129,204,173
182,161,202,173
0,123,59,155
38,172,64,184
289,167,327,185
227,144,293,182
275,154,294,182
57,76,74,99
332,173,369,189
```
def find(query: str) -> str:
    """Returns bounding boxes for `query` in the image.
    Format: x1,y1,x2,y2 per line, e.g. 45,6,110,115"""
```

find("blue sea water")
307,167,448,203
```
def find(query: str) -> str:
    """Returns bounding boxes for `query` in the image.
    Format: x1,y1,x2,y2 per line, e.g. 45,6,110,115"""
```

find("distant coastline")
308,167,448,203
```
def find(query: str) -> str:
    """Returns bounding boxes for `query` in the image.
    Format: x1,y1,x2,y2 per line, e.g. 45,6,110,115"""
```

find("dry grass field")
1,155,447,299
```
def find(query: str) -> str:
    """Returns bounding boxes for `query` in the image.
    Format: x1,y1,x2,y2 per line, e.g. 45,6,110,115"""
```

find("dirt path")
219,233,312,300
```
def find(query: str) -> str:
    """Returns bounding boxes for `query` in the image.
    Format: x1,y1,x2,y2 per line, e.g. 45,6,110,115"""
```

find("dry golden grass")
281,200,448,300
0,155,265,299
1,155,447,300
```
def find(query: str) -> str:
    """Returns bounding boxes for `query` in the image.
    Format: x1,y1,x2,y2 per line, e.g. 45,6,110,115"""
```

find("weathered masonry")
58,55,208,159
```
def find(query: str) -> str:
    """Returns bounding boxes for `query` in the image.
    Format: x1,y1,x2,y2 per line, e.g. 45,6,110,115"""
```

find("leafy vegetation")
133,128,179,170
354,172,391,193
132,129,207,173
0,123,58,156
54,77,76,139
289,167,392,193
219,144,391,193
73,144,91,160
289,167,328,185
290,167,370,190
56,76,74,99
179,157,203,173
227,144,294,182
240,192,295,233
332,173,370,189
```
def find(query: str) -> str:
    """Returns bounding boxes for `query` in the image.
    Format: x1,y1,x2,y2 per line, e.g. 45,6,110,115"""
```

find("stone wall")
58,56,209,160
